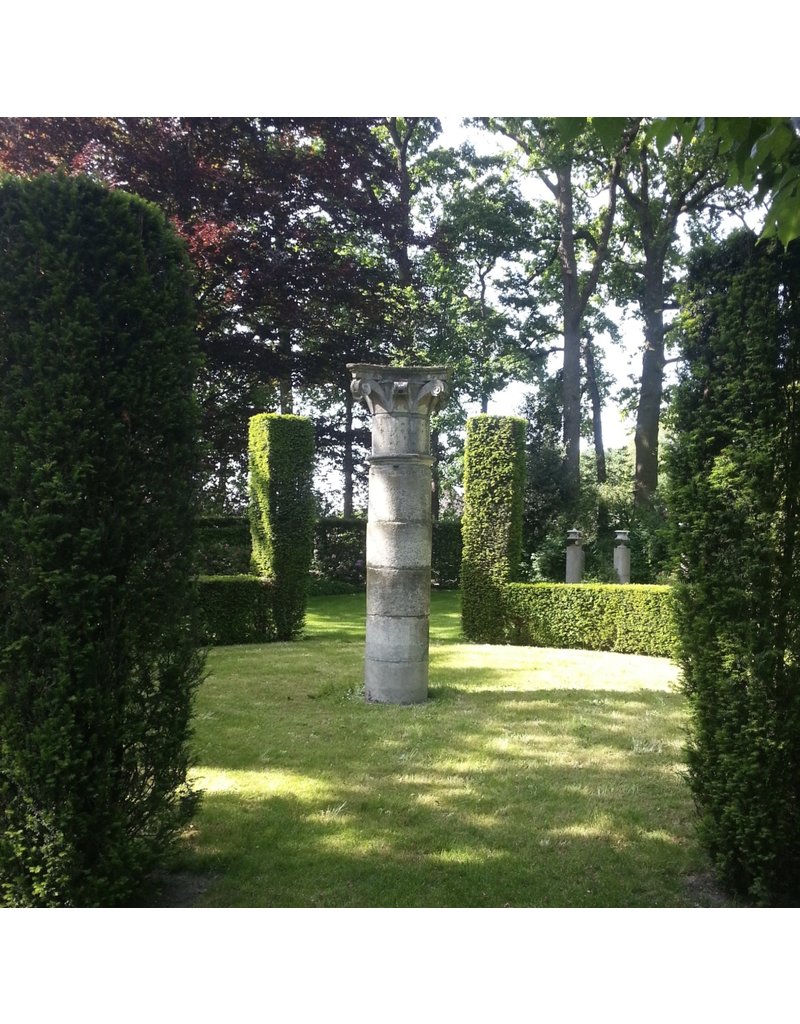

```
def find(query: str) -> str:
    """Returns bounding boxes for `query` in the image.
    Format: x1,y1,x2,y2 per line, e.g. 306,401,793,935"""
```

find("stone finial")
614,528,631,584
566,528,584,583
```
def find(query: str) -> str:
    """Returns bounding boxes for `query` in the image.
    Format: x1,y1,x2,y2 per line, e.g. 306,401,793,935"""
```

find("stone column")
348,363,451,704
565,528,584,584
614,529,631,584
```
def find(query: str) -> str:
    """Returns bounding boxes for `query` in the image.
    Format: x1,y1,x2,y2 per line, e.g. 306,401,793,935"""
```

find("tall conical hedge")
0,174,204,906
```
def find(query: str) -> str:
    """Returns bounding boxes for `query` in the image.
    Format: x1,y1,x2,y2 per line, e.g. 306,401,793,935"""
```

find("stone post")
566,528,584,584
348,363,452,704
614,529,631,584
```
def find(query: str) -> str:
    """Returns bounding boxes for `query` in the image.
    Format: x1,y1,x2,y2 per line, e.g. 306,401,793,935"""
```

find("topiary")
0,173,203,906
461,415,526,642
248,413,315,640
667,229,800,905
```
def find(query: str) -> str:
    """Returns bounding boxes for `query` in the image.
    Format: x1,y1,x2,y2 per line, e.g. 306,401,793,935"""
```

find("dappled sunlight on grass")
170,593,730,907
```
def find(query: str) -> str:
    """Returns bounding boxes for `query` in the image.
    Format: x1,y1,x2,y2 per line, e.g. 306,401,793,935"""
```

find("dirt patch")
683,871,740,907
136,869,217,908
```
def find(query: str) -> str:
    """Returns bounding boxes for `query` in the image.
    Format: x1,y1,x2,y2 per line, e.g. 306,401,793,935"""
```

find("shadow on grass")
177,677,726,907
165,597,727,907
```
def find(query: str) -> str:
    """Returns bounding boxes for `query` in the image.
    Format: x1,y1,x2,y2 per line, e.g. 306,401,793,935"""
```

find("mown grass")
162,591,731,907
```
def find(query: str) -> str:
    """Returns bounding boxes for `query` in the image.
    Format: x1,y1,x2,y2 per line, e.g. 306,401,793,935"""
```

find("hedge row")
195,514,463,591
311,517,462,590
667,231,800,905
504,583,677,658
196,576,277,646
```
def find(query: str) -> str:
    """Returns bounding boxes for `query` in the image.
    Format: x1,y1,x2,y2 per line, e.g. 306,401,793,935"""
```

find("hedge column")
461,415,526,643
349,364,451,704
248,414,315,641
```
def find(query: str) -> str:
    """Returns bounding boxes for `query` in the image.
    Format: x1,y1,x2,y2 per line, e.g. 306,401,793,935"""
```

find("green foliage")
0,173,203,906
310,517,461,592
432,519,462,588
196,576,276,645
248,414,315,640
504,584,676,658
667,229,800,904
196,516,251,574
312,518,366,588
524,438,673,586
461,415,526,642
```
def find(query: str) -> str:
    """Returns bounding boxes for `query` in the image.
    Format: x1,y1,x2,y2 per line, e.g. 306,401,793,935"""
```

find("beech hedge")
504,583,677,658
196,576,277,645
249,414,315,640
461,415,526,642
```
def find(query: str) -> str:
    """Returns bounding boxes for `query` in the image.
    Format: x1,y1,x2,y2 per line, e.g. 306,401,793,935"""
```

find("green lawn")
161,590,732,907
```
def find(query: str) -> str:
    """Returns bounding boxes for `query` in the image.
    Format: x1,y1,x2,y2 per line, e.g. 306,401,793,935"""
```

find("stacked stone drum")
348,364,451,704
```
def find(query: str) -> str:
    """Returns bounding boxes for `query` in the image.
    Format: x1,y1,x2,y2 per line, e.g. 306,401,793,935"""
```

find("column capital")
348,364,452,417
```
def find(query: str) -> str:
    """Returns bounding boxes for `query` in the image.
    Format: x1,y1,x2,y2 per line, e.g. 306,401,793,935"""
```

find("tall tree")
0,117,398,509
614,124,732,506
422,148,538,412
480,117,640,502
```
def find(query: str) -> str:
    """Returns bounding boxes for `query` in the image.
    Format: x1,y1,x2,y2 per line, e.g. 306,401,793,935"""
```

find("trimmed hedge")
196,576,277,645
313,517,366,588
196,516,250,575
310,517,462,591
0,173,202,906
249,414,315,640
504,583,677,658
667,230,800,905
461,415,526,642
432,519,462,588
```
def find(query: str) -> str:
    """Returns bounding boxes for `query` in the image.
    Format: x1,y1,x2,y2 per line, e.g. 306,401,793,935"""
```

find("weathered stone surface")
367,520,431,570
365,614,429,662
614,530,631,584
566,529,584,584
371,414,429,457
348,363,452,704
367,460,432,522
365,566,431,617
349,365,450,420
365,659,428,705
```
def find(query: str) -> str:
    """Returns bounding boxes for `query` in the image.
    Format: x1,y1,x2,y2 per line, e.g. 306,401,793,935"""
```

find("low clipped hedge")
504,583,677,658
196,575,277,646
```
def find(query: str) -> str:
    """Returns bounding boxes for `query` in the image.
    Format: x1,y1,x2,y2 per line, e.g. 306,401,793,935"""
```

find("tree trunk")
634,268,666,507
583,341,607,484
556,165,582,505
562,311,582,503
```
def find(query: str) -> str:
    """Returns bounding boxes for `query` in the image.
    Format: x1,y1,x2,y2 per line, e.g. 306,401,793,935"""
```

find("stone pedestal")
566,528,584,584
614,529,631,584
348,364,451,704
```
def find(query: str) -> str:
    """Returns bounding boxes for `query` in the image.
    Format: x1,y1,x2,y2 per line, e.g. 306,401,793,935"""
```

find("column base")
365,658,428,705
